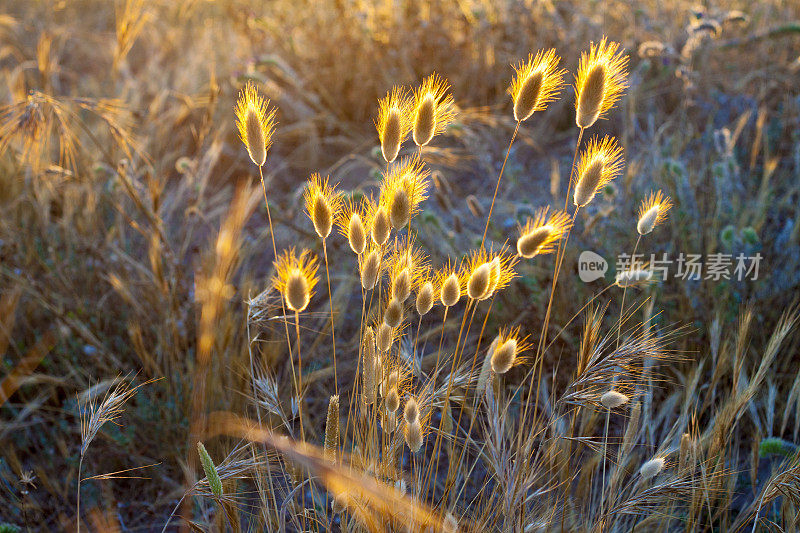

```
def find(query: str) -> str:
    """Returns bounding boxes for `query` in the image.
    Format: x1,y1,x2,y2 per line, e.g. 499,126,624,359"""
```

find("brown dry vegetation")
1,1,800,531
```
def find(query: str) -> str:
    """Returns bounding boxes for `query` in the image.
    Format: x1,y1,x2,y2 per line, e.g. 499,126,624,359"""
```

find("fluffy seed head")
380,155,431,230
403,396,419,424
573,136,624,207
392,268,411,301
639,456,666,480
303,174,342,239
440,272,462,307
517,208,572,258
467,262,491,300
575,37,629,128
348,213,366,254
376,86,412,163
324,395,339,462
235,82,276,167
383,298,403,328
371,205,391,246
376,322,393,353
601,390,630,409
509,48,566,122
637,190,672,235
385,386,400,413
404,419,423,453
360,247,381,290
489,327,530,374
412,73,456,146
416,281,434,315
273,249,318,313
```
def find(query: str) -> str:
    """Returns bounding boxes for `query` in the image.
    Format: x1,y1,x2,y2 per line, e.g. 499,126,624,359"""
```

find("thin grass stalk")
322,238,338,394
598,408,611,531
481,121,520,248
616,234,641,349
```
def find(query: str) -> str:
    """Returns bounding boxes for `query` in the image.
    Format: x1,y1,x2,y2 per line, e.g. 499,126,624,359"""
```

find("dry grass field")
1,1,800,531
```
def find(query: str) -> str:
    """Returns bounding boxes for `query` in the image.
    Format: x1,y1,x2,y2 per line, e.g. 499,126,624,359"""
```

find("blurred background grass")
1,0,799,529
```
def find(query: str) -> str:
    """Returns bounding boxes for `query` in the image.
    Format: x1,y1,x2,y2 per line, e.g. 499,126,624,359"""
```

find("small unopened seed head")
404,419,423,453
440,273,461,307
312,194,333,239
491,338,517,374
639,457,666,480
416,281,434,315
517,226,553,258
514,70,544,122
286,269,310,312
576,63,606,129
392,268,411,301
601,390,629,409
376,322,393,352
573,158,605,207
385,386,400,413
361,327,378,405
371,206,391,246
348,213,366,254
324,395,340,462
383,298,403,329
442,513,459,533
360,251,381,290
413,94,436,147
637,205,660,235
389,187,410,229
403,397,419,424
197,442,223,498
381,108,403,163
467,263,491,300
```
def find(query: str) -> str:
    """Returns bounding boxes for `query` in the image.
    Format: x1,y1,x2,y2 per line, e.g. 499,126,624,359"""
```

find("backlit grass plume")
573,135,625,207
376,86,412,163
412,73,456,147
509,48,566,122
273,248,319,312
463,248,517,301
304,174,343,240
574,37,629,129
516,207,572,259
337,198,368,255
434,264,465,308
380,155,431,229
637,190,673,235
234,81,276,167
490,327,530,374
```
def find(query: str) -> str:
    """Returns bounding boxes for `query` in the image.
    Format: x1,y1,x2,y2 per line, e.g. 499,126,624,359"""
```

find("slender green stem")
322,238,338,394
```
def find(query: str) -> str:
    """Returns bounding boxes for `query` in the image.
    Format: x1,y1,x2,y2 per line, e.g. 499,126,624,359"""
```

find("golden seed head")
509,48,566,122
491,338,517,374
404,419,423,453
360,248,381,290
575,37,629,129
348,213,366,254
379,154,431,230
517,207,572,258
639,457,666,480
600,390,630,409
303,174,342,240
392,268,411,301
573,136,624,207
403,396,419,424
440,272,461,307
416,281,435,315
467,262,491,300
371,205,391,246
637,190,672,235
324,395,340,462
376,322,393,353
413,95,436,147
383,298,403,329
411,73,456,147
273,249,318,313
235,82,276,167
385,386,400,413
377,86,412,163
